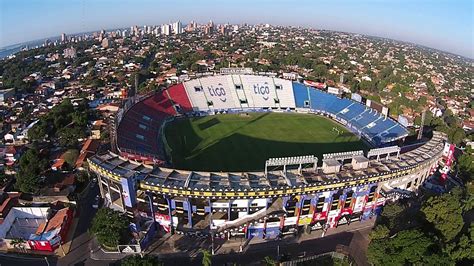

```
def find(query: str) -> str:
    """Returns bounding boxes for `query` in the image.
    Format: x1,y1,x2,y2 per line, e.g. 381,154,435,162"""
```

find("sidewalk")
54,216,81,257
151,218,375,256
89,219,375,262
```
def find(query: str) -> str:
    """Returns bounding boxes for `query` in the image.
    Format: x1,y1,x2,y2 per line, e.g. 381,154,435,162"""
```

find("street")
0,180,373,266
57,182,101,266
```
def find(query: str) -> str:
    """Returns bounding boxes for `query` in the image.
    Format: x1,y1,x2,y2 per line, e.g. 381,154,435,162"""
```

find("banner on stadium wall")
155,213,171,232
265,227,280,239
298,215,312,225
121,177,136,208
441,143,455,181
376,197,386,206
247,227,264,239
353,196,366,213
340,207,353,217
351,93,362,103
361,208,373,220
313,211,328,221
397,115,409,128
284,216,298,226
311,220,327,231
382,106,389,116
337,215,351,226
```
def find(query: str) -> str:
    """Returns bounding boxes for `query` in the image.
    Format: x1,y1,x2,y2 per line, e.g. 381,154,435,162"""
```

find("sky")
1,0,473,58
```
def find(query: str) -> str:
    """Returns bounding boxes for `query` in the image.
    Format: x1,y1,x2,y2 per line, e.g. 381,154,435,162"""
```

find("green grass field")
164,112,368,171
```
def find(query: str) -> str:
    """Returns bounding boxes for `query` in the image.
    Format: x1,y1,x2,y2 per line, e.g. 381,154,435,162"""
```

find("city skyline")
0,0,473,58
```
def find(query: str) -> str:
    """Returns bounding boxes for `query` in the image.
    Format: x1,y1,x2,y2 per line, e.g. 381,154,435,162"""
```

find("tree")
312,64,328,79
444,224,474,262
421,188,465,241
120,255,163,266
263,256,277,266
367,229,441,265
75,170,89,183
58,127,85,147
15,148,48,193
369,224,390,240
447,127,466,145
200,249,212,266
380,202,405,229
90,208,130,248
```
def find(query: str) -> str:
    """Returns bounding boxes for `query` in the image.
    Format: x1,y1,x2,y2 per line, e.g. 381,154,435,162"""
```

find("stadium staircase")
216,197,284,233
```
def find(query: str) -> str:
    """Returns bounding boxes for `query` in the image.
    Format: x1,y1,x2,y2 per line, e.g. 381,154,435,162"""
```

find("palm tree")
200,248,212,266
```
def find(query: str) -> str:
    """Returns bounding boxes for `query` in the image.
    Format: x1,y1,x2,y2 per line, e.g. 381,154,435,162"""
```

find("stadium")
88,73,447,239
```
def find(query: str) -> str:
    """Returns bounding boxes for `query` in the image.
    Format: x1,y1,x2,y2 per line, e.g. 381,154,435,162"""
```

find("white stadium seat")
275,78,296,108
199,76,240,110
240,75,279,108
183,79,210,111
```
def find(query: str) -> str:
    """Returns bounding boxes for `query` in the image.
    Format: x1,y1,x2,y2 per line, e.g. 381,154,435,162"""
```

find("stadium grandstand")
116,75,408,165
89,74,448,239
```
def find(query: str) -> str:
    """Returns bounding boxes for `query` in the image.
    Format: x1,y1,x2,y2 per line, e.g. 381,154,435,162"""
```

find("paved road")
152,227,371,266
0,254,58,266
57,182,101,266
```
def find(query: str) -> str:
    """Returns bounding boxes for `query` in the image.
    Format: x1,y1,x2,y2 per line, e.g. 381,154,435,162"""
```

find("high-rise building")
186,20,198,32
101,38,110,49
63,47,77,59
219,25,227,35
172,21,182,34
161,24,171,36
61,33,67,42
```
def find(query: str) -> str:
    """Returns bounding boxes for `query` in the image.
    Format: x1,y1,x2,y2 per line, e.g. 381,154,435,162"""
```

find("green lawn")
164,112,368,171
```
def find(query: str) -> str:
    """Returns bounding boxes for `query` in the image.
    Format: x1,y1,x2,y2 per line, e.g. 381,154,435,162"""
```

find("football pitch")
164,112,369,171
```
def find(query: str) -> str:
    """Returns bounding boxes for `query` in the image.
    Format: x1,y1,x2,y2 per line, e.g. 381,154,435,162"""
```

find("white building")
161,24,171,36
172,21,182,34
0,88,15,104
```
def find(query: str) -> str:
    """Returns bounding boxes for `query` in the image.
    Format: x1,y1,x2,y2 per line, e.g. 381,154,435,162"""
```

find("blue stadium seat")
292,83,310,108
293,83,409,146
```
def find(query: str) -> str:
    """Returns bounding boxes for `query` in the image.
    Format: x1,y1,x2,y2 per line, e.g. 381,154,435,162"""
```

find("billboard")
366,99,372,108
220,67,253,75
351,93,362,103
370,101,384,113
121,177,136,208
398,115,409,128
327,87,341,95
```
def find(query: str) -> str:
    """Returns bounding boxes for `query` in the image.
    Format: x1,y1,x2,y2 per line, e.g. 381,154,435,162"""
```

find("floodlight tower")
417,111,426,140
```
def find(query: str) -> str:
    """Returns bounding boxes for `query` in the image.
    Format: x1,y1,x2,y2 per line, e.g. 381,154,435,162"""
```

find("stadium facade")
88,74,447,239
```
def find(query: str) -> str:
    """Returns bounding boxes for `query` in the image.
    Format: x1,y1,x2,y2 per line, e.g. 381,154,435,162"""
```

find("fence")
280,250,352,266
